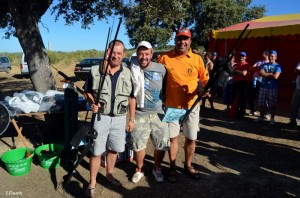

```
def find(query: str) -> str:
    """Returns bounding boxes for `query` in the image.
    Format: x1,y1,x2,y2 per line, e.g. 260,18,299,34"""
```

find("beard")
109,58,121,67
139,59,150,68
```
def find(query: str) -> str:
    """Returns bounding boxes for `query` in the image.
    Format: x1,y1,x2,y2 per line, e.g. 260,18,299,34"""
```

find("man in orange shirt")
158,28,209,182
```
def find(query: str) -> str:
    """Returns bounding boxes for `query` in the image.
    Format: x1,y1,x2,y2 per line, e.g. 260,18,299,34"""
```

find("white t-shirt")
253,60,269,78
296,62,300,90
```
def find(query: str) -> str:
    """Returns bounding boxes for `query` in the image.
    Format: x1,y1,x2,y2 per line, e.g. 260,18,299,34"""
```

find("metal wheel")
0,102,10,136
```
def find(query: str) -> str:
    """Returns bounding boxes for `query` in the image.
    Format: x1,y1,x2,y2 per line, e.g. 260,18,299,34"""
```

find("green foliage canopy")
122,0,190,48
122,0,265,48
190,0,265,47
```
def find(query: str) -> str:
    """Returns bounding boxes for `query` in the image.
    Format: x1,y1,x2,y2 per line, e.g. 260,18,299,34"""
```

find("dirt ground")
0,66,299,198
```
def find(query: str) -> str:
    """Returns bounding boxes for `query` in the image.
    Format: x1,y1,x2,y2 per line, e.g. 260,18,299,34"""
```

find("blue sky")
1,0,300,53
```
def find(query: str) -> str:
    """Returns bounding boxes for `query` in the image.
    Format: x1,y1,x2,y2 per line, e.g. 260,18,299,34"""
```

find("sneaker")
132,169,144,183
255,117,264,122
152,167,164,183
249,111,258,116
264,114,271,121
269,118,275,125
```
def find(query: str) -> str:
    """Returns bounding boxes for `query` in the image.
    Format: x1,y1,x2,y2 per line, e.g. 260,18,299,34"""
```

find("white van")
20,53,29,76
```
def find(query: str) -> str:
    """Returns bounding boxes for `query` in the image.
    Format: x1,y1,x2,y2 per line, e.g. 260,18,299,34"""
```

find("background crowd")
82,28,299,198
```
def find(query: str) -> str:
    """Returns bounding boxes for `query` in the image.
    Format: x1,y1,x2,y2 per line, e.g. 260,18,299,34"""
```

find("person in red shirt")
231,51,251,118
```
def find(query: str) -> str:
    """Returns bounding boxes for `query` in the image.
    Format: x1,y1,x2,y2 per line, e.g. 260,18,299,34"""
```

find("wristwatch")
129,119,136,123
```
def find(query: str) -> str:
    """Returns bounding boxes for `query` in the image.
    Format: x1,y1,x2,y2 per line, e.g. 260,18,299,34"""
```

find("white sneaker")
269,118,275,125
132,169,144,183
255,117,264,122
152,167,164,183
249,111,258,116
264,115,271,120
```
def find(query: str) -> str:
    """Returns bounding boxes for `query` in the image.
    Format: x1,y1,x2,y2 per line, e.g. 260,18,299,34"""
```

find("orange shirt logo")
188,68,193,75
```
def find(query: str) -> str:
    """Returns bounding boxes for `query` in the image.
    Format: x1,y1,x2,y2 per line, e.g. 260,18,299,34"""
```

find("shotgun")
204,24,250,91
181,24,250,124
51,65,85,95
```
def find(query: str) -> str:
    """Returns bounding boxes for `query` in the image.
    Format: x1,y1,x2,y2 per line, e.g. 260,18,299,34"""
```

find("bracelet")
129,119,136,123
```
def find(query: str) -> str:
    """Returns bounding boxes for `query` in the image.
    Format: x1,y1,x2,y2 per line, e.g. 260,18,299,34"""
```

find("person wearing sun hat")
158,28,209,182
255,50,282,125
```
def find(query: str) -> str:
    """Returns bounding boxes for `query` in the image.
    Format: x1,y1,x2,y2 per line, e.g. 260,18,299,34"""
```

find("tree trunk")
9,0,56,93
17,26,57,93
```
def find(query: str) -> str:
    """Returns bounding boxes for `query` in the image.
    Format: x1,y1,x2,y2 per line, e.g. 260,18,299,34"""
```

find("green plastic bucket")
35,143,64,169
1,148,34,176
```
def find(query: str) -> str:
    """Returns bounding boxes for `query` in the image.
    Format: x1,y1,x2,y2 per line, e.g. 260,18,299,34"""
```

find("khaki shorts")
131,113,170,152
169,105,200,140
91,115,126,156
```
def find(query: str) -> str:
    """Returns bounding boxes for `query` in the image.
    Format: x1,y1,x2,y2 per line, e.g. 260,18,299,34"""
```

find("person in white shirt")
288,62,300,126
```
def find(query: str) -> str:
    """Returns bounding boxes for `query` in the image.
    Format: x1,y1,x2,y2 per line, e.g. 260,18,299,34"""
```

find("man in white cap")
130,41,170,183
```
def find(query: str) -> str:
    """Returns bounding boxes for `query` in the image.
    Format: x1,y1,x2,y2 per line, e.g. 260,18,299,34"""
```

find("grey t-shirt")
136,62,166,116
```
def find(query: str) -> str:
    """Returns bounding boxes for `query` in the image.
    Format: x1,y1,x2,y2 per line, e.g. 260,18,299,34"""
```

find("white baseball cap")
136,41,152,50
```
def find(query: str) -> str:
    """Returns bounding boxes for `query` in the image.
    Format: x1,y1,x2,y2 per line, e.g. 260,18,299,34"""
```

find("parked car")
129,52,137,64
122,57,130,66
74,57,130,81
20,53,29,76
74,58,104,81
129,51,166,65
152,51,166,62
0,56,11,73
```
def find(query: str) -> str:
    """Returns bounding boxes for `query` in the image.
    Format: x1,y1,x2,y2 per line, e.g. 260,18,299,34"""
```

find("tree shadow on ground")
195,118,300,197
210,96,291,119
200,105,299,142
60,165,210,198
0,79,33,100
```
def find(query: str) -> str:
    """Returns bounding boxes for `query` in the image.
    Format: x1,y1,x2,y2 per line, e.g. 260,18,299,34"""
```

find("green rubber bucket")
1,148,34,176
35,143,64,169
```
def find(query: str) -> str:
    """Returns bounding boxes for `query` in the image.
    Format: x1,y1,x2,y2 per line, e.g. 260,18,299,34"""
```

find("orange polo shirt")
158,48,209,108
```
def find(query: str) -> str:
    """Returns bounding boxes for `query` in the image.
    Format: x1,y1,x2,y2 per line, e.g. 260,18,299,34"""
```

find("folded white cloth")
130,59,144,108
5,93,40,113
